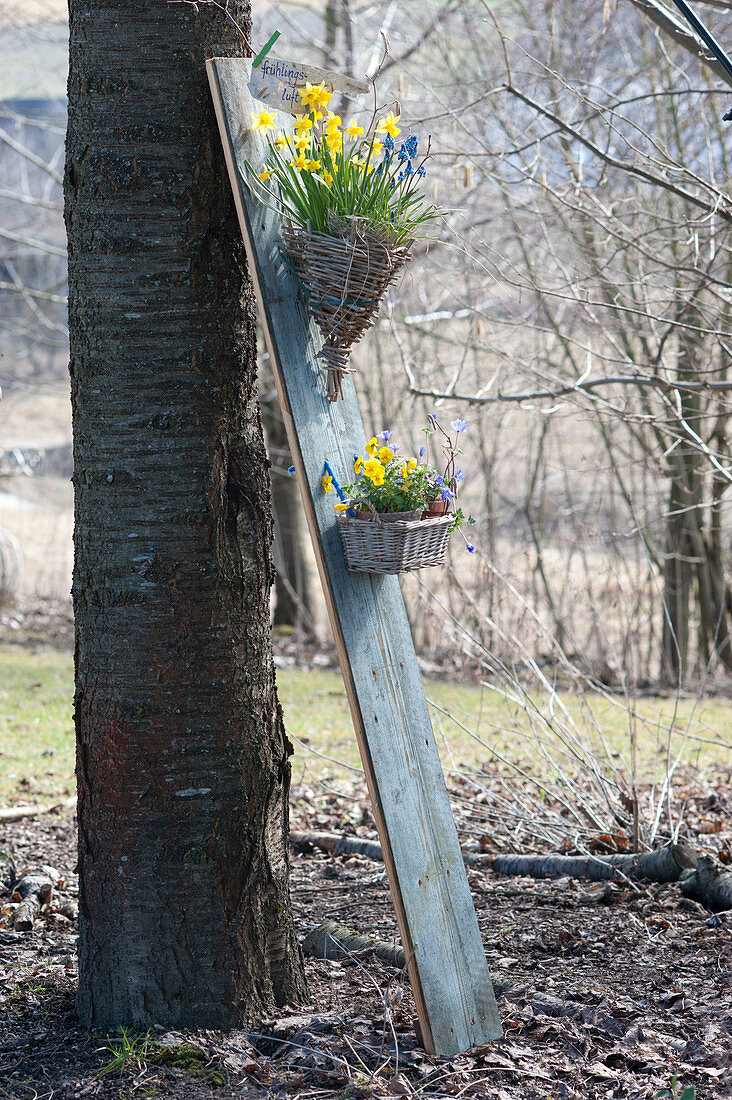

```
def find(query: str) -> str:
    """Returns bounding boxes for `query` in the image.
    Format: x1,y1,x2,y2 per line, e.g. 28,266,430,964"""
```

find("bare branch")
503,83,732,221
626,0,732,88
0,126,63,185
407,373,732,405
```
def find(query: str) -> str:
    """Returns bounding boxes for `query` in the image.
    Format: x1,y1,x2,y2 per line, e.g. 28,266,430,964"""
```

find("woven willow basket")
283,224,411,401
337,513,452,575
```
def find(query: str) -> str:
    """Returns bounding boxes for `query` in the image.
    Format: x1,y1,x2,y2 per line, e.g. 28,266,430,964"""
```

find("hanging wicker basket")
283,223,411,401
337,512,452,575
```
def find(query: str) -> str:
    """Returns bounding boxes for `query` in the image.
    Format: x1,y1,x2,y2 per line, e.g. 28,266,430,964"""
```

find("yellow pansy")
379,446,394,463
293,113,314,134
376,111,401,138
408,457,418,471
258,167,272,182
363,458,385,485
400,464,408,478
322,474,333,493
290,153,307,171
365,438,378,457
251,109,277,132
354,456,363,474
345,121,365,139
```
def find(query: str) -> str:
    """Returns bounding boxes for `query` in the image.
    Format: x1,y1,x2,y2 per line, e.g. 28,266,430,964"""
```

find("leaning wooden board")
207,57,501,1056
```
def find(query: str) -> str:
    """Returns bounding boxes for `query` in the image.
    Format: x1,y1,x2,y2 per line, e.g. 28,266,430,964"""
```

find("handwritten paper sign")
249,57,369,115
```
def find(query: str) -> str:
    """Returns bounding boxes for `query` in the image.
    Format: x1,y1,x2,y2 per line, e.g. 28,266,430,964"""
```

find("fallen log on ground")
680,856,732,912
303,920,406,967
302,920,512,994
291,830,384,863
486,845,698,883
290,830,697,884
0,797,76,823
0,847,15,892
12,866,57,931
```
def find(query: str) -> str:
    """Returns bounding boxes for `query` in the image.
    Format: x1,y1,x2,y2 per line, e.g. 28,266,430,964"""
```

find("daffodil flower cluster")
247,82,439,245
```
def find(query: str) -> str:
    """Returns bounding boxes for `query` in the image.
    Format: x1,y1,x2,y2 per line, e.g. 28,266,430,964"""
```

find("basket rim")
337,512,453,531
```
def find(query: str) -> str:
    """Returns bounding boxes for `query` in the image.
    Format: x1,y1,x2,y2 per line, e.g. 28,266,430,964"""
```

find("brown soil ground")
1,773,730,1100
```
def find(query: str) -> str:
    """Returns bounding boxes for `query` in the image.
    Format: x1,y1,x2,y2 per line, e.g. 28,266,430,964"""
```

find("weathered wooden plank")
207,57,501,1056
249,56,369,114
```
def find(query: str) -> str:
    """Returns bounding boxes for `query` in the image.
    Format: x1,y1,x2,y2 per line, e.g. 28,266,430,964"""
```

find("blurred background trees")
2,0,732,690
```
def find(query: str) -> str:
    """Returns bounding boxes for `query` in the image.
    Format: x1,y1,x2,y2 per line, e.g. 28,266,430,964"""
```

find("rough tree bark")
65,0,307,1028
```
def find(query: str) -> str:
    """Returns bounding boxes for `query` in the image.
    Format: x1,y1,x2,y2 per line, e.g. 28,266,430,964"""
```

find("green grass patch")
0,645,729,807
0,646,75,806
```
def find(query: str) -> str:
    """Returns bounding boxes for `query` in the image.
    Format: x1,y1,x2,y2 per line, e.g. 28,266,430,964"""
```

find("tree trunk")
65,0,307,1029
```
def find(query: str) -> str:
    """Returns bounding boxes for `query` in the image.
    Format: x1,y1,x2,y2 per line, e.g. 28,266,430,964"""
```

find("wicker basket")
283,224,411,401
337,512,452,574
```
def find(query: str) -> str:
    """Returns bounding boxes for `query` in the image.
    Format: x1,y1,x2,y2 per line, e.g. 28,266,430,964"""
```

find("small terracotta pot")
424,498,449,518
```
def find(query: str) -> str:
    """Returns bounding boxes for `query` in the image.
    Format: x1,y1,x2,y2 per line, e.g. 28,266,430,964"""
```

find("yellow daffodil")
376,111,401,138
326,131,343,153
274,131,287,150
322,474,333,493
321,169,333,185
325,113,342,130
290,153,307,171
294,134,312,151
251,108,277,133
365,438,378,457
334,501,350,512
293,113,314,134
299,80,333,111
354,456,363,474
379,446,394,463
371,139,384,156
345,121,365,139
305,158,321,172
258,167,272,182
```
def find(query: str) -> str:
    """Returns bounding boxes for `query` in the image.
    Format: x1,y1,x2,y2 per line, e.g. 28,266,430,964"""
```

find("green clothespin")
252,30,281,69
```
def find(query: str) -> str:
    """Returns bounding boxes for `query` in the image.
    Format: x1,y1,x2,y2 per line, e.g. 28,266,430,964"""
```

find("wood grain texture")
207,57,501,1056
